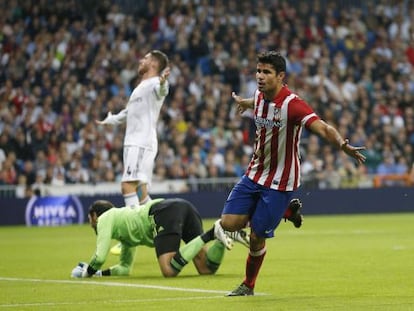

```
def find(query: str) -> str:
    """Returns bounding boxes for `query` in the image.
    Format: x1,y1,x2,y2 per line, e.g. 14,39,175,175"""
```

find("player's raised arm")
160,67,170,84
232,92,254,114
95,109,128,125
155,67,170,98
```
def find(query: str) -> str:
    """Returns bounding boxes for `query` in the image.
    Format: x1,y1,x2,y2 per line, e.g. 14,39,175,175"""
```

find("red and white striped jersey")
245,85,320,191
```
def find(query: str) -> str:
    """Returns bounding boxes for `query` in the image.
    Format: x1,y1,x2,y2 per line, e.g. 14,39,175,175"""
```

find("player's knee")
167,252,187,277
121,181,137,194
220,215,246,231
114,265,131,276
250,231,266,250
160,266,178,278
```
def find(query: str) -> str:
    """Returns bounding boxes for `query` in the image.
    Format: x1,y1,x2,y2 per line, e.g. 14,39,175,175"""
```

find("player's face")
256,63,284,96
88,213,98,233
138,53,153,75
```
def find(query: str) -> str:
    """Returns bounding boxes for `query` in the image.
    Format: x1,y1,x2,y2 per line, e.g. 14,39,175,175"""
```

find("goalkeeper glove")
71,262,91,278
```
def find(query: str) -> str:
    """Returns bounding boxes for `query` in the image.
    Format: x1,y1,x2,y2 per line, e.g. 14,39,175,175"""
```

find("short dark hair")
89,200,114,217
257,51,286,74
150,50,169,74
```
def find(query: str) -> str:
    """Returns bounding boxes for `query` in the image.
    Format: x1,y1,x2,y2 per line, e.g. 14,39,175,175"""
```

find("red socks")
243,247,266,289
283,208,292,218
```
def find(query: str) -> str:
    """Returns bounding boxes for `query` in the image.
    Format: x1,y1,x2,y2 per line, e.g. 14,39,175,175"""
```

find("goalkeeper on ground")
71,198,249,278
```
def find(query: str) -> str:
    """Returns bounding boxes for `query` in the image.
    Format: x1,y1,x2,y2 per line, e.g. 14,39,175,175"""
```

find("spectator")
20,160,36,187
0,147,6,170
2,156,17,185
31,173,47,197
377,155,398,175
0,0,413,194
15,174,27,198
338,159,360,188
409,162,414,186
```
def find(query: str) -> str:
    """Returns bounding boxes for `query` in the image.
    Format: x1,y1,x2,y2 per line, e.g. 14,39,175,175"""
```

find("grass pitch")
0,213,413,311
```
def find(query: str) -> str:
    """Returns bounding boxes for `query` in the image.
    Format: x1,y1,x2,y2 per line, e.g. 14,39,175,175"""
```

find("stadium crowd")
0,0,413,197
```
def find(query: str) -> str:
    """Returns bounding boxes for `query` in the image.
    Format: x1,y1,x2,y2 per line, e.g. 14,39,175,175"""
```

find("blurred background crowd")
0,0,413,198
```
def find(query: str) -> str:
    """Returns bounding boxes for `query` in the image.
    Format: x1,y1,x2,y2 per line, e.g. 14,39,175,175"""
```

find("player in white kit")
97,50,169,206
96,50,170,253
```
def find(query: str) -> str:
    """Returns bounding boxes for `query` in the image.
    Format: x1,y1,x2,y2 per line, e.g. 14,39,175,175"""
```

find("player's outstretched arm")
95,109,128,125
309,119,366,164
232,92,254,114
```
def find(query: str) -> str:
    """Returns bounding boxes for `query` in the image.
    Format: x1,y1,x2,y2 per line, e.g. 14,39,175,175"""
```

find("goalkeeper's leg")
153,198,230,277
156,234,208,277
156,223,227,277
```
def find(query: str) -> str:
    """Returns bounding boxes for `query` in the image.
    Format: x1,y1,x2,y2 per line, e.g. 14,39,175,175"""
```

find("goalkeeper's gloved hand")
71,262,91,278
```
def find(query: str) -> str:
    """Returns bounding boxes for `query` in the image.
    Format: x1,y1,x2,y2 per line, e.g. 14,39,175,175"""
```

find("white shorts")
121,146,156,185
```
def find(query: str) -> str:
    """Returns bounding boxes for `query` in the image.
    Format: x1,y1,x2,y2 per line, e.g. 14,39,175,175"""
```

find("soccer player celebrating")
96,50,169,208
219,51,365,296
96,50,169,255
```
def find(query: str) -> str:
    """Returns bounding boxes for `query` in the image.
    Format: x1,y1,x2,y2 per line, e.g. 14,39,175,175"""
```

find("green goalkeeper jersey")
89,198,163,274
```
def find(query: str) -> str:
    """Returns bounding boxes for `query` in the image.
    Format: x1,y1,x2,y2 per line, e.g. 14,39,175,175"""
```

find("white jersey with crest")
124,76,168,151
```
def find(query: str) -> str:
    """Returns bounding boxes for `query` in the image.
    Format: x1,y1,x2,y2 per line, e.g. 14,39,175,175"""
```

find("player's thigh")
181,201,204,243
222,176,258,229
153,198,203,243
221,214,249,231
223,176,258,215
122,146,156,183
154,232,181,257
250,189,293,238
154,234,181,277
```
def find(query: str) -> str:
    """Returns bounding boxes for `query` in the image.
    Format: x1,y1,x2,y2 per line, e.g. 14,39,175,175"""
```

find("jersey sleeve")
100,108,127,125
153,80,169,100
88,214,114,271
109,246,136,276
288,97,320,129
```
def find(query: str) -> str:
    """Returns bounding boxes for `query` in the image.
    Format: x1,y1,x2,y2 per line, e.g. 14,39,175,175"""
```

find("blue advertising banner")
0,187,412,226
24,195,84,226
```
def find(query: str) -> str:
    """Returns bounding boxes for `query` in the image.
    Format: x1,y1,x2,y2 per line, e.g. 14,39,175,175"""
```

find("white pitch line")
0,276,227,294
0,276,269,306
0,295,225,308
282,229,385,236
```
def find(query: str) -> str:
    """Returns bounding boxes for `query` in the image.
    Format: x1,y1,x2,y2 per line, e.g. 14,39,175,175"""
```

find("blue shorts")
223,175,294,238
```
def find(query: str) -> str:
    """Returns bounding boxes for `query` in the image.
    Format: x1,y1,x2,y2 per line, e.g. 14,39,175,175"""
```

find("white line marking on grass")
0,276,269,297
284,229,384,236
392,245,406,250
0,295,225,308
0,277,268,308
0,276,226,294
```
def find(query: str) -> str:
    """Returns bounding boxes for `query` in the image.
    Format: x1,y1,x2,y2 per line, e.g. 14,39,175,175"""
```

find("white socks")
123,193,139,207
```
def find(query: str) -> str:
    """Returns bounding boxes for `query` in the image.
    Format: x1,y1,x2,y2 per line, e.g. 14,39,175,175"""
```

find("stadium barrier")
372,174,413,188
0,187,413,226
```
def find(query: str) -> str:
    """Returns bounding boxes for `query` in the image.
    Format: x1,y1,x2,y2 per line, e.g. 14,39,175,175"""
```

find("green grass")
0,213,413,310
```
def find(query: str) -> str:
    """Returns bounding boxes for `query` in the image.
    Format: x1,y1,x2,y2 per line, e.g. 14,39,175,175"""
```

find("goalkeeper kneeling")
71,198,250,278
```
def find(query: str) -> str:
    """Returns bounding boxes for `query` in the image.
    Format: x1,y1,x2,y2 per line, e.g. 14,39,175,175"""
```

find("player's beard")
138,63,148,76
